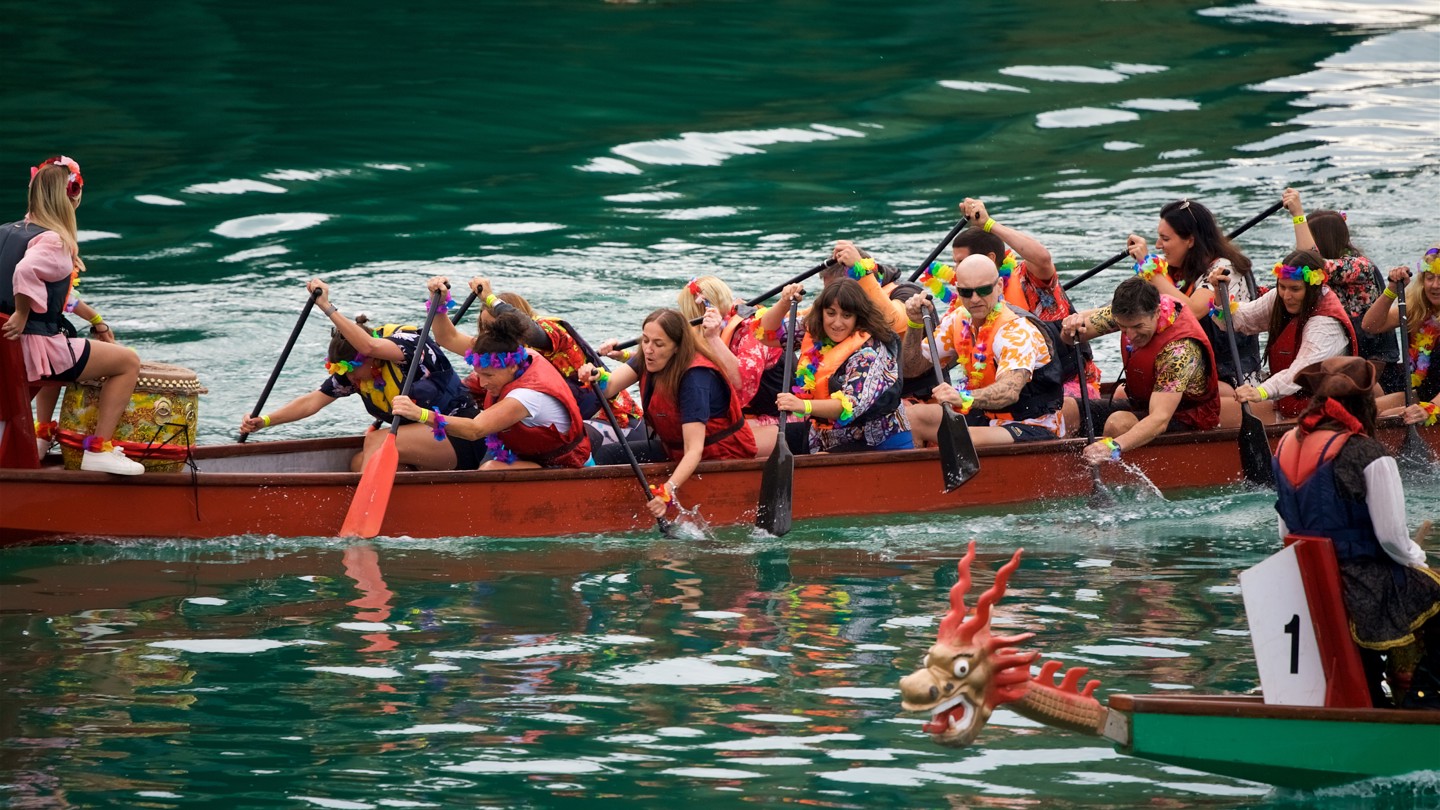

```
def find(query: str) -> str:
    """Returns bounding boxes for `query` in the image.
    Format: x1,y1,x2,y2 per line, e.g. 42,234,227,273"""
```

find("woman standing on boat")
0,157,144,475
1209,247,1357,422
1126,196,1262,393
1364,252,1440,426
392,298,590,470
238,279,472,471
580,308,756,518
1273,357,1440,708
677,275,786,458
756,272,912,454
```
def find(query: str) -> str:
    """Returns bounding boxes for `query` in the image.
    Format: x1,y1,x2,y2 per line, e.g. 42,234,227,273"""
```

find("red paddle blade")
340,434,399,539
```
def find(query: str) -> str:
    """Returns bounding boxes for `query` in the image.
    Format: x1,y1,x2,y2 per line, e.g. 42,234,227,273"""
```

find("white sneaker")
81,445,146,475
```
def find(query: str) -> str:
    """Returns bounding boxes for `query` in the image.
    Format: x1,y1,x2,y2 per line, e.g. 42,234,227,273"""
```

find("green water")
3,0,1440,806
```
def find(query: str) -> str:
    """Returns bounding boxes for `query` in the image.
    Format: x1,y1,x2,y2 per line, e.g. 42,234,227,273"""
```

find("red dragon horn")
935,541,977,645
956,547,1024,644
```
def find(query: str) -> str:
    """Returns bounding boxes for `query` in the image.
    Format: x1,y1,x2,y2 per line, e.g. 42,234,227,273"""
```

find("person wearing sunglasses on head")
1061,277,1221,465
902,253,1065,448
238,279,476,471
1126,197,1262,413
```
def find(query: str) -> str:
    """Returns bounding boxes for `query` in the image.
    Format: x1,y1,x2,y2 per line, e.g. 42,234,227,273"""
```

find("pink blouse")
12,231,86,381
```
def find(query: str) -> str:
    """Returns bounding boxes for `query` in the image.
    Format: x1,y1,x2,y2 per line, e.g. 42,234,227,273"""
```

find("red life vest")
1122,296,1221,430
480,352,592,468
1267,288,1359,418
641,354,756,461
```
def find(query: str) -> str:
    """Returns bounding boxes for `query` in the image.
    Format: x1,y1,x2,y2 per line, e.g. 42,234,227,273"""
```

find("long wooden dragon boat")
1,422,1435,545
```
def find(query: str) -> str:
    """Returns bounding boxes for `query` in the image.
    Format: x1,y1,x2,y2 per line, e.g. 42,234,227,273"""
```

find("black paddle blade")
1237,409,1275,488
936,405,980,493
755,442,795,536
1398,427,1437,472
1086,469,1116,508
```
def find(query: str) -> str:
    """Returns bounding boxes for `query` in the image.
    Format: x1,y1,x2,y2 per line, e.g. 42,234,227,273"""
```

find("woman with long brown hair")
0,156,143,474
1365,248,1440,426
581,307,756,518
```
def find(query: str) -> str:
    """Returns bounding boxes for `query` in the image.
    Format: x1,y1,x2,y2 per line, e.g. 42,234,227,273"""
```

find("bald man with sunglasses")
901,254,1065,447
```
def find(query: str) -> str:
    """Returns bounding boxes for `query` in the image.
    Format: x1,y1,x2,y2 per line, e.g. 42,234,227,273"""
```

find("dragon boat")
899,540,1440,791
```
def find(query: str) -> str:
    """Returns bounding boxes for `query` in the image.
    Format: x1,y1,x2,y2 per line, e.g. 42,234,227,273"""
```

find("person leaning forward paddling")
1061,277,1221,465
391,278,590,471
238,279,474,471
901,253,1065,448
581,308,757,518
1365,252,1440,427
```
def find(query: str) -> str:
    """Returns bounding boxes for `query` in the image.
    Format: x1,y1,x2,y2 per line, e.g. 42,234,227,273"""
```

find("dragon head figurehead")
898,541,1038,747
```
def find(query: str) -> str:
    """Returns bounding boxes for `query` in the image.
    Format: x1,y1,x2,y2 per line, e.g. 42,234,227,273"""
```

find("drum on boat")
57,362,207,473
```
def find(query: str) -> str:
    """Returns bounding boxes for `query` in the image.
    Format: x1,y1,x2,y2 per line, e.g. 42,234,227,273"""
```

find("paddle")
1062,200,1286,292
450,291,478,326
920,303,981,491
340,288,447,539
1218,281,1275,488
1395,287,1437,468
612,260,833,352
755,301,800,536
569,329,673,536
1072,338,1114,507
240,288,321,443
907,219,969,282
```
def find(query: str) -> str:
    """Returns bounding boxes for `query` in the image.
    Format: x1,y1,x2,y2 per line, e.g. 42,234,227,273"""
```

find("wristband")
649,482,674,504
1291,214,1307,225
830,391,856,424
322,303,338,316
1256,386,1269,401
803,400,812,416
1419,401,1440,427
417,408,431,424
261,414,272,428
484,293,499,309
982,218,996,233
907,318,924,330
427,291,454,314
620,348,633,362
1383,287,1399,300
592,368,612,394
952,389,975,415
1099,437,1122,461
846,257,878,280
88,312,104,325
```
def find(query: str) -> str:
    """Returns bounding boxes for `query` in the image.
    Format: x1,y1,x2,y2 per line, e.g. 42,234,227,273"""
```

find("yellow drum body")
59,362,207,472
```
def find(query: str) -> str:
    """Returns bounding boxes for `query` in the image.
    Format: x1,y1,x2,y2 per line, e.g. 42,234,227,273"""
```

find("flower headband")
1273,262,1328,286
326,354,368,376
466,348,529,369
686,277,713,310
31,156,83,199
1421,247,1439,275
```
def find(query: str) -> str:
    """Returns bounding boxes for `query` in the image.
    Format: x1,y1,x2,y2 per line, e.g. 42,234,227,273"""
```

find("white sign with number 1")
1239,543,1327,706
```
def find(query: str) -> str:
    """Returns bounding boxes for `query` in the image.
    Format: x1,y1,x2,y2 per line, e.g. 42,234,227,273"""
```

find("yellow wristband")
907,318,924,330
417,409,430,424
1291,214,1306,225
803,400,812,416
484,293,499,308
1257,387,1269,401
982,218,996,233
261,414,272,428
88,312,104,325
1383,287,1399,300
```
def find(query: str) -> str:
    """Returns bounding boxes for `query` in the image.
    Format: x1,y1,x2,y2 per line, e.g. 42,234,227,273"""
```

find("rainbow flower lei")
996,249,1018,284
793,336,829,397
1410,317,1438,391
1207,297,1239,322
916,261,958,309
1134,254,1169,282
426,290,454,314
957,303,1005,388
485,433,518,464
1274,262,1328,286
847,257,878,280
326,354,368,376
467,348,529,369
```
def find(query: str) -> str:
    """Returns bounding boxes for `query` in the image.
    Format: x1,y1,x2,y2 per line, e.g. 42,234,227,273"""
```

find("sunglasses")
1175,199,1200,229
956,281,998,299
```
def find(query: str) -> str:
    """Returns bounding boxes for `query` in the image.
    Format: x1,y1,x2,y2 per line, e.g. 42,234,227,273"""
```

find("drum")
58,362,207,472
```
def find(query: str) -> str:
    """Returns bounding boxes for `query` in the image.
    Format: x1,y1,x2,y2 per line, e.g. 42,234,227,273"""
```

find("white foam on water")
375,723,488,735
657,767,762,779
442,759,610,775
739,714,812,724
1072,644,1189,658
1155,780,1271,796
137,792,183,798
139,655,176,661
611,126,853,168
692,610,744,619
593,634,650,645
576,157,643,174
1105,141,1143,151
656,727,704,737
462,222,565,235
922,746,1124,775
262,168,349,181
219,245,289,263
135,194,185,206
697,733,864,752
306,666,402,679
185,179,288,195
412,663,461,672
881,615,933,628
434,643,588,661
185,597,228,606
1036,108,1140,129
938,80,1029,93
1150,683,1195,691
148,639,300,654
725,757,812,766
480,694,626,704
336,622,412,632
375,799,437,807
654,206,739,220
805,687,898,700
1115,636,1208,647
1111,62,1168,75
77,230,121,242
364,163,412,171
854,643,901,651
817,767,988,788
292,798,374,810
527,713,591,724
1076,558,1112,568
739,647,791,657
605,191,682,203
597,733,659,744
1001,65,1129,83
586,657,775,686
212,212,330,238
1118,98,1201,112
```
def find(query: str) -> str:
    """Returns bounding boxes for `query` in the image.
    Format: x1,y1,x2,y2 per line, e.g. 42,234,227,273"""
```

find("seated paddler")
581,308,756,517
1061,277,1221,465
901,253,1065,447
758,278,912,454
1273,356,1440,708
1366,252,1439,428
393,298,590,470
238,279,474,471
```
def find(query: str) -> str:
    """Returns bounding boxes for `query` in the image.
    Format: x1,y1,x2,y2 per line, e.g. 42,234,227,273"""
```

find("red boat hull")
2,424,1434,544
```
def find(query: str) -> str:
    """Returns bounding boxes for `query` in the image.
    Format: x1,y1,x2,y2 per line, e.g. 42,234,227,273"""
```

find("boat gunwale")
1109,693,1440,725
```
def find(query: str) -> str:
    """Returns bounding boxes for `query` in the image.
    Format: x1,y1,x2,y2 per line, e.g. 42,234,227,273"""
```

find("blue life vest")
1273,429,1387,567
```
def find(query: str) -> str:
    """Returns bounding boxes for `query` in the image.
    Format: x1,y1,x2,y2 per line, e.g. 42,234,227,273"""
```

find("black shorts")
41,340,91,383
963,412,1055,443
1084,397,1195,436
450,436,486,470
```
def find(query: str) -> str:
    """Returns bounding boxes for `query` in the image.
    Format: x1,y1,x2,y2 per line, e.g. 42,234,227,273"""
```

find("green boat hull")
1107,695,1440,790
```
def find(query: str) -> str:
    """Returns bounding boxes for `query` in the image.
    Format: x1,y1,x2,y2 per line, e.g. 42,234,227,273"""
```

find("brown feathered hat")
1293,356,1376,399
